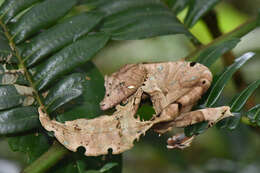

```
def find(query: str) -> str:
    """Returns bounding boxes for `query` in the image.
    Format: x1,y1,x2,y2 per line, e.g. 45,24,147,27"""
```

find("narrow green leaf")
101,4,172,32
45,73,85,113
0,85,27,110
8,132,51,163
196,38,240,67
0,0,41,24
86,0,162,17
102,6,189,40
229,80,260,112
0,30,17,63
0,106,39,134
206,52,255,107
184,0,219,28
216,113,241,130
33,33,110,91
247,104,260,124
19,12,104,67
184,121,208,137
9,0,77,44
166,0,190,14
100,163,118,172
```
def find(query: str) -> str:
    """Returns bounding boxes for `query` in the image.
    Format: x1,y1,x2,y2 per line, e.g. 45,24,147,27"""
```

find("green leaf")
247,104,260,124
8,132,51,163
9,0,77,44
19,12,104,67
205,52,255,107
0,69,28,85
86,0,163,17
101,5,189,40
0,30,17,63
86,0,190,40
86,171,100,173
76,160,88,173
184,0,219,28
101,4,172,32
170,0,190,14
0,106,39,134
229,80,260,112
216,113,241,130
0,85,28,110
100,163,118,173
33,33,110,91
45,73,85,113
56,62,105,121
196,38,240,67
184,121,208,137
0,0,41,24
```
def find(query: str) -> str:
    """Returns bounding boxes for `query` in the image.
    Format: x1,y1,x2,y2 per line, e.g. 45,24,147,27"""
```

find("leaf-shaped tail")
39,89,154,156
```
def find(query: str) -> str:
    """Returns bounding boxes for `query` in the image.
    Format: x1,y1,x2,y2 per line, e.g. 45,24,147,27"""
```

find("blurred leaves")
247,104,260,126
8,132,51,163
86,163,118,173
184,0,219,28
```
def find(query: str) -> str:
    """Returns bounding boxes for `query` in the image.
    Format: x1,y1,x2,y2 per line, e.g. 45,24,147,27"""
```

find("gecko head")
100,64,146,111
179,61,213,92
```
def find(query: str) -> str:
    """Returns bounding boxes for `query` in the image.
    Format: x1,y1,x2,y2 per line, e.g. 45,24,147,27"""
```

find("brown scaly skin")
39,61,233,156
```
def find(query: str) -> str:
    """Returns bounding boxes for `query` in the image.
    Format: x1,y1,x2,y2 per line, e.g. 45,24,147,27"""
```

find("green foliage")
196,38,240,67
165,0,220,27
184,0,219,28
247,104,260,126
206,52,254,107
0,0,259,173
8,132,51,163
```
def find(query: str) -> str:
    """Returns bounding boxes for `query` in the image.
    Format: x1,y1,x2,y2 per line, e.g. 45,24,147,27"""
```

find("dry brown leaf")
39,61,233,156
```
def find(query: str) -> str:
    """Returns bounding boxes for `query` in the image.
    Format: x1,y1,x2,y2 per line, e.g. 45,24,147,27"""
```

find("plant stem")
22,141,69,173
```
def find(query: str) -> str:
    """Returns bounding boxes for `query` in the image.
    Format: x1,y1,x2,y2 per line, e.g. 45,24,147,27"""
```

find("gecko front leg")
152,86,205,134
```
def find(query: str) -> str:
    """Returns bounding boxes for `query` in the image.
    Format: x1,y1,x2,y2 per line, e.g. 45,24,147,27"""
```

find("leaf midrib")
0,20,47,113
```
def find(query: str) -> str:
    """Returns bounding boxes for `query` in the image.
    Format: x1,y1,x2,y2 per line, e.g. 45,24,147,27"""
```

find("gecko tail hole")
177,102,182,110
107,148,113,155
190,62,197,67
76,146,86,155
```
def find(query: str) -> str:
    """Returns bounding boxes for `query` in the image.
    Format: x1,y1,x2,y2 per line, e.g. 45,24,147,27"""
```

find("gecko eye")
190,62,197,67
202,80,206,84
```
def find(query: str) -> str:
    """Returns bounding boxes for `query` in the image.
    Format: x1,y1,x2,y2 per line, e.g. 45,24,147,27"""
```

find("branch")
22,141,69,173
